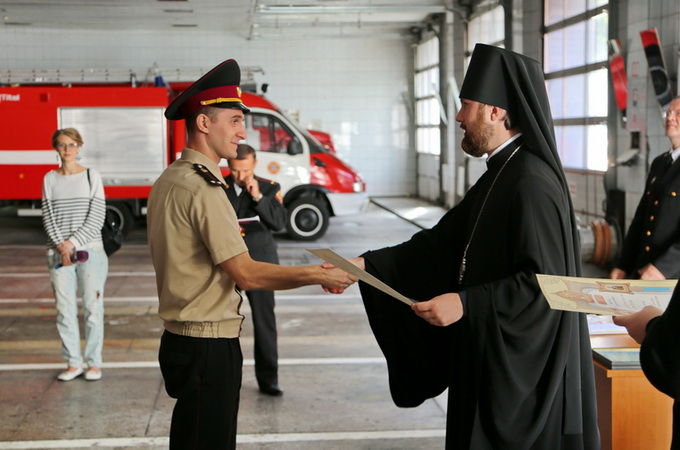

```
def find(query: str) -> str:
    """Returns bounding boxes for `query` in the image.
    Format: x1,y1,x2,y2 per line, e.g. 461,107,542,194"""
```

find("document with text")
536,274,677,315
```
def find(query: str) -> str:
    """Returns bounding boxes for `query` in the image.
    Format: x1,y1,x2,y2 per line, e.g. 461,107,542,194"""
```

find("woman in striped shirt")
42,128,108,382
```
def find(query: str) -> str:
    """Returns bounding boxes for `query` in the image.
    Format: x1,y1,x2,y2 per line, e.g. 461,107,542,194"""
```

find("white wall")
1,27,416,196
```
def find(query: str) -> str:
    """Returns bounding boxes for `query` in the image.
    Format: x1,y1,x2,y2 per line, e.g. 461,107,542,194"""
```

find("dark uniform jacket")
225,175,286,264
618,151,680,278
640,283,680,449
360,140,599,449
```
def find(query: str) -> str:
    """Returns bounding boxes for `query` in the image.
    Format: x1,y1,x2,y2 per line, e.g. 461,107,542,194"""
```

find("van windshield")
278,109,329,155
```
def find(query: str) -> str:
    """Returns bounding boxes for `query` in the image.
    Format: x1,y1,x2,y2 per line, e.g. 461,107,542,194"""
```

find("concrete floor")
0,197,451,449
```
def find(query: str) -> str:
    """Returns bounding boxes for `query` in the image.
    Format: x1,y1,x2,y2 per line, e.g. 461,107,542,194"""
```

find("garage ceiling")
0,0,457,40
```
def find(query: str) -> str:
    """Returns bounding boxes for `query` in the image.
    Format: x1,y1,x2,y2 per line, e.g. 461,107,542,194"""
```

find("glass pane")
59,107,167,180
547,78,565,119
415,71,429,98
557,125,586,169
587,68,608,116
415,44,439,99
544,0,561,26
587,124,608,171
246,113,291,154
553,125,564,161
416,98,440,126
427,67,439,97
589,0,608,8
564,23,587,69
430,39,439,63
544,29,565,73
469,5,505,48
564,74,586,118
416,127,441,155
416,38,438,70
586,12,609,64
490,6,505,43
565,0,587,20
545,0,586,26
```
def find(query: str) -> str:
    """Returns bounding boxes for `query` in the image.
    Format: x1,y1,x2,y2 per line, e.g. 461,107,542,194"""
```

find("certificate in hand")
306,248,415,306
537,274,677,315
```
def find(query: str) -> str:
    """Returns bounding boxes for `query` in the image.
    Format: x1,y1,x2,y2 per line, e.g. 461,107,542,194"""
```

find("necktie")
664,155,674,174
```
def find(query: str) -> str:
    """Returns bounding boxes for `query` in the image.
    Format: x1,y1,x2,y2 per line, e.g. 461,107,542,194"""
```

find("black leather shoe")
259,385,284,396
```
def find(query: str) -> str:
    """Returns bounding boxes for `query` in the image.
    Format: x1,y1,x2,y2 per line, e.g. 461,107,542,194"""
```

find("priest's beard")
461,113,493,158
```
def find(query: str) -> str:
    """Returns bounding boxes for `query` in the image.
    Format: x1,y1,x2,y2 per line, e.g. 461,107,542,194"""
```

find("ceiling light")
256,5,446,14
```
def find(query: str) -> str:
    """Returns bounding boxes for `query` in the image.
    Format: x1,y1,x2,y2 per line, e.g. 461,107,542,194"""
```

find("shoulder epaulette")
193,163,230,195
193,163,224,187
254,175,279,186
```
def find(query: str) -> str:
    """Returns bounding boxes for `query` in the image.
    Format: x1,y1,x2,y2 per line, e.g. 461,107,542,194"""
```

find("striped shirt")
42,168,106,250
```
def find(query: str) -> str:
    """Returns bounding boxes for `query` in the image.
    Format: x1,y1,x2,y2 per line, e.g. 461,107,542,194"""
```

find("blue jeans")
48,248,108,368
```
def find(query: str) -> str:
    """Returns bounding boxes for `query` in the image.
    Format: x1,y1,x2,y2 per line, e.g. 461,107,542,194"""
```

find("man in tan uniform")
147,59,354,450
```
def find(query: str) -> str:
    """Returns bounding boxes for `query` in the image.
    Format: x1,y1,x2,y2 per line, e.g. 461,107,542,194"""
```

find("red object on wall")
608,39,628,118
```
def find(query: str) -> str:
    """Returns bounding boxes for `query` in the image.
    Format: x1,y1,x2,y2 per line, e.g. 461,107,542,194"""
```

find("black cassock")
360,139,600,449
640,283,680,449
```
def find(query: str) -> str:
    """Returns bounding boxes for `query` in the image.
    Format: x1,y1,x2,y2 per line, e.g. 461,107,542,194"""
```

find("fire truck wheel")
106,202,135,236
286,196,329,241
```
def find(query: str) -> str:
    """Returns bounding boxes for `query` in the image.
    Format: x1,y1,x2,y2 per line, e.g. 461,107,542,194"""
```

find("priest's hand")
320,257,363,294
612,306,663,344
412,293,463,326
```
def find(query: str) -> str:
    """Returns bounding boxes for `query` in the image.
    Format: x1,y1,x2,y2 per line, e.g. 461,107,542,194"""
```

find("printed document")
537,274,677,315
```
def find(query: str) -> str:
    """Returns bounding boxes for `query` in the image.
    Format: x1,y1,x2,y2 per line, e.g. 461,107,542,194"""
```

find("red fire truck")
0,84,367,240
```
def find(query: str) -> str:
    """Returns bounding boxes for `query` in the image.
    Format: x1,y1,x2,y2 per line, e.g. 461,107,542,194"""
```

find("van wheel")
106,202,135,236
286,197,329,241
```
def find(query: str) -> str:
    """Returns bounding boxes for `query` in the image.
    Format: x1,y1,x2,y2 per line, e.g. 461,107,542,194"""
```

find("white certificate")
307,248,415,306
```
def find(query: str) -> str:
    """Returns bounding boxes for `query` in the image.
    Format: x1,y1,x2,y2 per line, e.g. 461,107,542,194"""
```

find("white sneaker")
57,367,84,381
85,368,102,381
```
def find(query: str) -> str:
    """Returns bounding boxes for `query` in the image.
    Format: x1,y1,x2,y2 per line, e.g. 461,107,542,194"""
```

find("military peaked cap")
165,59,251,120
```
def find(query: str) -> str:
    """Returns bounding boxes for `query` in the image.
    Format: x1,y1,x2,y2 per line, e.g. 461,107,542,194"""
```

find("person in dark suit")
613,284,680,448
226,143,287,396
611,96,680,280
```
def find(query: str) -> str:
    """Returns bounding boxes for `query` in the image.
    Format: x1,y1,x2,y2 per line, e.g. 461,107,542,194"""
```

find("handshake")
55,250,89,269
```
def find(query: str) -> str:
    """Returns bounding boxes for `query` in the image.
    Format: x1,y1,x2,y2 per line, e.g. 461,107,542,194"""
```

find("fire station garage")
1,1,679,449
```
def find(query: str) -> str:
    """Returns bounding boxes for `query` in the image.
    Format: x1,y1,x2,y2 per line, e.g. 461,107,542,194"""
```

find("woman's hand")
56,240,76,267
56,240,75,255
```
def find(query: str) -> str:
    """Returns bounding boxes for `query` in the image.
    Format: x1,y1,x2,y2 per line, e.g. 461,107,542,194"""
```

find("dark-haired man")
147,59,354,449
351,44,600,449
226,143,286,396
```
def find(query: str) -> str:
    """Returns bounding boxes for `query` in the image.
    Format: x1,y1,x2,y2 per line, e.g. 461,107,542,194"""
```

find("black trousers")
246,289,279,388
159,330,243,450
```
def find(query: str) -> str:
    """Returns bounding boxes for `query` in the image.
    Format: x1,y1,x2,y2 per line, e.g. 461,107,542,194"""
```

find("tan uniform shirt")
147,148,248,338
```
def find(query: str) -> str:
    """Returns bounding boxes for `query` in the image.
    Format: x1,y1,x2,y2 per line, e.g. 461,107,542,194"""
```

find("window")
544,0,609,171
468,5,505,50
414,37,440,155
245,113,296,154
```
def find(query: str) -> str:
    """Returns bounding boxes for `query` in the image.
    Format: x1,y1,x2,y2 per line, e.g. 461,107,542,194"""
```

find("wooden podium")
591,334,673,450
